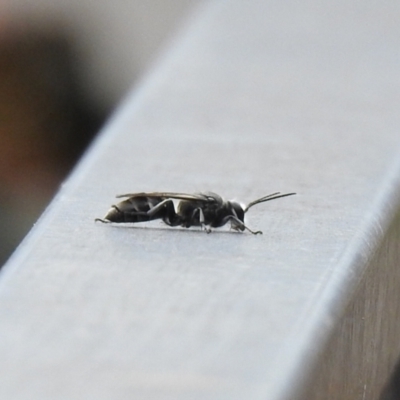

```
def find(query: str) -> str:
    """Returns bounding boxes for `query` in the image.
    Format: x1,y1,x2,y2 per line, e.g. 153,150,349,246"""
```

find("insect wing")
116,192,209,202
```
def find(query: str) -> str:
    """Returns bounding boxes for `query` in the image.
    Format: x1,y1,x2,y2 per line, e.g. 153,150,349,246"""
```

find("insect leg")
195,208,211,233
142,199,182,226
150,199,182,227
220,215,262,235
117,200,174,222
147,199,174,217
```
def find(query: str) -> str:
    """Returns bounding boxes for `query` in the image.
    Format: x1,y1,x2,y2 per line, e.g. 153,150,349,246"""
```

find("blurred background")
0,0,200,267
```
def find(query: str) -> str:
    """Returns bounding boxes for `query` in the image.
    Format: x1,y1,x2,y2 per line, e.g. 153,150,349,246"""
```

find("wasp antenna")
244,192,296,212
244,192,280,211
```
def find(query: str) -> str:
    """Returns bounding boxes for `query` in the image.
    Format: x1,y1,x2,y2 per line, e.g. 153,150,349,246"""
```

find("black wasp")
96,191,296,234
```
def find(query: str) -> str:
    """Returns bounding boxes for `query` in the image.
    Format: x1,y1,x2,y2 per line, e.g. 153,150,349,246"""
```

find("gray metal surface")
1,1,400,399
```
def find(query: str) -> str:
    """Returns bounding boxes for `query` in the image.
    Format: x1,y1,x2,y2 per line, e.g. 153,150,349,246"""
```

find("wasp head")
230,201,245,222
226,201,245,231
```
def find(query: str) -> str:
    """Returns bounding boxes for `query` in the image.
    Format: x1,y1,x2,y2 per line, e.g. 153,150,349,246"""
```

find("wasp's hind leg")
220,215,262,235
149,199,182,227
128,199,180,226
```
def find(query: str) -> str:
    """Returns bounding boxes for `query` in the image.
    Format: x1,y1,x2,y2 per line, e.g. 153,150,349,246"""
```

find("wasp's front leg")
221,215,262,235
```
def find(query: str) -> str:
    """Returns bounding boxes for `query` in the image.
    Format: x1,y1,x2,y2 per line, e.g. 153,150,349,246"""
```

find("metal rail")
1,1,400,399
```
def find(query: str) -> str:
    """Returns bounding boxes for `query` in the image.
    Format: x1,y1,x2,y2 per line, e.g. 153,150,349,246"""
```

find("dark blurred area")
0,20,106,267
380,358,400,400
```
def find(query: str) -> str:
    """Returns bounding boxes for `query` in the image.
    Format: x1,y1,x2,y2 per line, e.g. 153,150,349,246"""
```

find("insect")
95,191,296,234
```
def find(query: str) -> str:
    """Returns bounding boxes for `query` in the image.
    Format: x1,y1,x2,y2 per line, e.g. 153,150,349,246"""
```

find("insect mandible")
95,191,296,234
